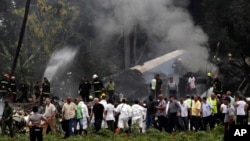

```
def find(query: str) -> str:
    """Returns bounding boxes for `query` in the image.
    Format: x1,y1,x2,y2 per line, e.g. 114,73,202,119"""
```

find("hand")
177,112,180,116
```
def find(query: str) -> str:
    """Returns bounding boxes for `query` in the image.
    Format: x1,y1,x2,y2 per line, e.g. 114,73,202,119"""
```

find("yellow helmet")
100,93,106,99
207,72,212,77
228,53,232,57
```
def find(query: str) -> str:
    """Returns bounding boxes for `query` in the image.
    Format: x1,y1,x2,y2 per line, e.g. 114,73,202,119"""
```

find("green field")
0,126,224,141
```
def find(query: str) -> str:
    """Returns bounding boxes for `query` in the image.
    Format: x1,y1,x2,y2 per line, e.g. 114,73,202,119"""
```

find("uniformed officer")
1,100,14,137
27,106,47,141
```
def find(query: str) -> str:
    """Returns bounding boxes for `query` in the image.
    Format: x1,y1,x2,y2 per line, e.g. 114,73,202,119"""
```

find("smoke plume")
43,47,78,82
92,0,216,73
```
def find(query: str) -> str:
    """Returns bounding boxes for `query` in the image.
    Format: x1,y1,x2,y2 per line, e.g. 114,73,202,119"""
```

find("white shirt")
188,77,196,88
44,103,56,118
220,103,227,114
131,104,144,120
99,100,108,110
168,81,177,90
201,102,212,117
180,102,189,117
115,103,131,120
79,101,89,118
236,100,247,115
106,103,115,121
165,101,169,116
151,79,156,90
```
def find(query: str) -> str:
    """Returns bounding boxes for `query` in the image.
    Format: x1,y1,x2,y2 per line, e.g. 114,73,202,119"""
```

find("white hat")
92,74,98,79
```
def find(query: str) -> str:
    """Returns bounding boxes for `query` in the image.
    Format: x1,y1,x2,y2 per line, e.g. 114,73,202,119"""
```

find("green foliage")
0,126,226,141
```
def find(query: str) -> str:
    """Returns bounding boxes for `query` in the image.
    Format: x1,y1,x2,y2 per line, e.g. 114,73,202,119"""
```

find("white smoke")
43,47,78,82
92,0,216,73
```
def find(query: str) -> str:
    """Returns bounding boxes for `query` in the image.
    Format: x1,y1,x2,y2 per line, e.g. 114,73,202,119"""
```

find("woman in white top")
235,96,249,125
220,103,227,123
105,99,115,132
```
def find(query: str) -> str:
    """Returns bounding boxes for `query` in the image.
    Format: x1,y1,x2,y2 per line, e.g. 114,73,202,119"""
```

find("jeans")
64,118,74,138
94,118,102,131
74,118,83,134
181,117,189,131
146,113,157,130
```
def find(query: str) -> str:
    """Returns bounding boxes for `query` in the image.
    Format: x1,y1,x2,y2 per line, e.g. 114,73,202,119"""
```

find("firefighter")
92,74,104,99
207,72,213,89
40,77,50,105
78,76,92,102
212,74,223,94
0,73,10,101
9,76,17,102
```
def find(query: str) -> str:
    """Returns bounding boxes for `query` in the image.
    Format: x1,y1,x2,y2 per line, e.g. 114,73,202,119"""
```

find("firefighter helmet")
207,72,212,77
92,74,98,79
3,73,9,78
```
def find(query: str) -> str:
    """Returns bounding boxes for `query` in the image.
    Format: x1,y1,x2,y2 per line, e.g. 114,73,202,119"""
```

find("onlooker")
43,98,57,135
180,97,189,131
223,97,235,141
146,96,157,130
188,73,196,95
167,77,177,97
131,100,145,133
234,95,248,125
78,99,89,134
74,98,83,135
201,97,213,131
155,94,168,132
115,99,132,132
62,96,77,139
105,99,115,132
167,95,183,132
27,106,47,141
191,95,201,131
90,98,105,132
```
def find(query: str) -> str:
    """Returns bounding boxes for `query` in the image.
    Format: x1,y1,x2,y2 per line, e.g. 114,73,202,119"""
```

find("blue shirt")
201,102,212,117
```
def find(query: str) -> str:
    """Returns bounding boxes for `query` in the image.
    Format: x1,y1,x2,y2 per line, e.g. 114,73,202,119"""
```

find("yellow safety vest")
208,97,218,114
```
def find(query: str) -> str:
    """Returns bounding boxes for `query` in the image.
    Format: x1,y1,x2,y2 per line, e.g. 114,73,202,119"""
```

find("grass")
0,126,224,141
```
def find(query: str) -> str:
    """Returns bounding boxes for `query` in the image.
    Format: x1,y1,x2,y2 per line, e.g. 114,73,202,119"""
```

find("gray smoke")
43,47,78,82
92,0,217,73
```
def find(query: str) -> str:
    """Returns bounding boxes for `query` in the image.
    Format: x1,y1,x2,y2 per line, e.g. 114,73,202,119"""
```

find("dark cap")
223,96,231,102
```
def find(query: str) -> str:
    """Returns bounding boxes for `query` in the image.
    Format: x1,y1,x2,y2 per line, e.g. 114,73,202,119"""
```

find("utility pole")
10,0,31,76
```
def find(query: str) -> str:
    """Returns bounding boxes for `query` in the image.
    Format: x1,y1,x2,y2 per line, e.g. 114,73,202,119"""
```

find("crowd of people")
0,72,250,141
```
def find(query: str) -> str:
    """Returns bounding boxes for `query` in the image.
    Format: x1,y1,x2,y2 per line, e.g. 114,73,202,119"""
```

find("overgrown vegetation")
0,126,224,141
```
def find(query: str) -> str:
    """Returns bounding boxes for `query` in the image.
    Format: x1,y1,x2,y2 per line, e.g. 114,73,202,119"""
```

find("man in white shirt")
131,100,145,133
167,77,177,97
43,98,57,135
115,99,132,132
78,98,89,134
188,73,196,95
99,94,108,128
201,97,213,131
104,99,115,132
179,97,189,131
235,96,249,125
150,77,156,99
